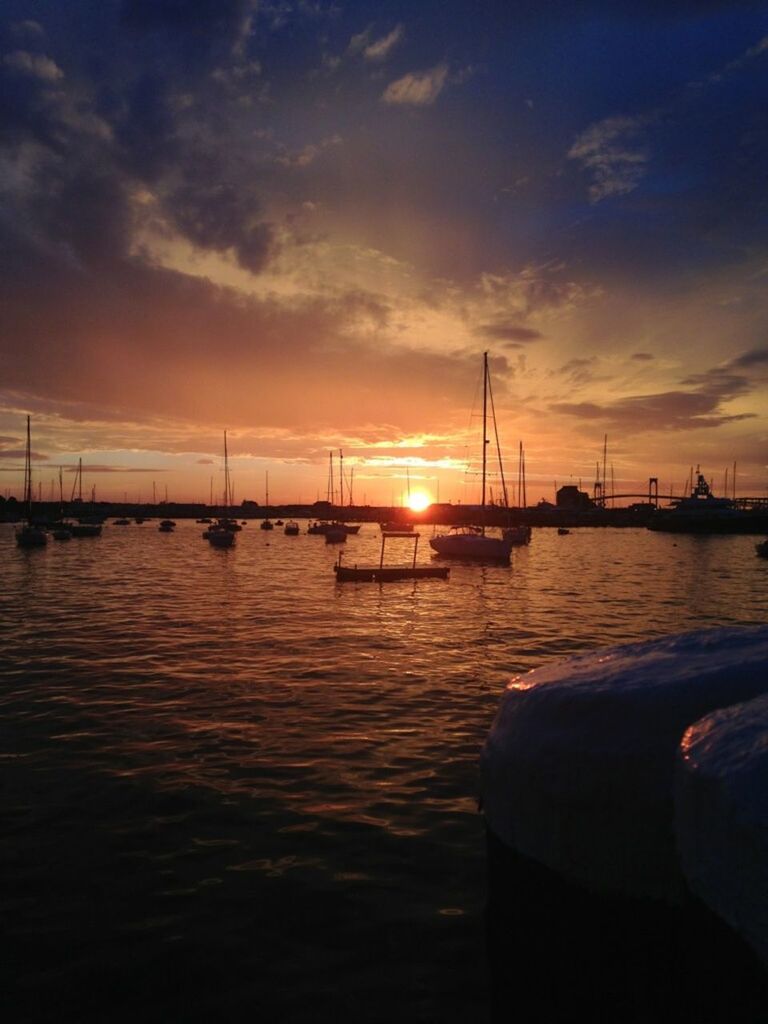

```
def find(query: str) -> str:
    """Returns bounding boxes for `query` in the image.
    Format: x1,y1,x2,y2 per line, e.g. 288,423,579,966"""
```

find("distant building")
556,485,594,511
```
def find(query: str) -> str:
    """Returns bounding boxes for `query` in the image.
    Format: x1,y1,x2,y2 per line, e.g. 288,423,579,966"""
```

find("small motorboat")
558,528,570,536
756,539,768,558
284,520,300,535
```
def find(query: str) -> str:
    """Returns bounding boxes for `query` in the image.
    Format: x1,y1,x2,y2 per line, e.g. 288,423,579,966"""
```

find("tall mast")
487,371,509,509
481,351,488,533
224,430,229,513
339,450,344,507
71,457,82,503
265,470,269,510
24,415,32,520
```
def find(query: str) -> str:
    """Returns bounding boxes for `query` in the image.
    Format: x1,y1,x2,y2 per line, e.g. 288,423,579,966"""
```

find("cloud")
2,50,63,81
382,63,448,106
166,182,274,273
551,353,760,432
568,116,649,202
631,352,654,361
197,457,215,464
0,448,48,461
477,323,542,343
550,392,755,431
731,347,768,369
364,25,404,63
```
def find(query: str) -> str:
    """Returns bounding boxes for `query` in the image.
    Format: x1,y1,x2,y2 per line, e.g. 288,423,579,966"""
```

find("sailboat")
307,451,360,535
69,458,103,536
429,353,514,562
15,416,48,548
52,467,72,539
260,471,274,530
205,431,235,547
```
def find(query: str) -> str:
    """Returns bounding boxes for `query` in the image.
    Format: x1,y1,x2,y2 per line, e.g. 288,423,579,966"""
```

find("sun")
407,489,432,513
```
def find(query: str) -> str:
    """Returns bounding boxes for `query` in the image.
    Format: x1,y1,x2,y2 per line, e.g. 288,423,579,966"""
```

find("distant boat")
284,520,300,535
648,470,764,534
159,520,175,533
308,521,360,536
504,524,532,545
205,432,235,547
557,527,570,536
757,540,768,559
379,521,414,532
260,471,274,530
70,522,102,537
113,518,131,526
430,353,514,563
15,416,48,548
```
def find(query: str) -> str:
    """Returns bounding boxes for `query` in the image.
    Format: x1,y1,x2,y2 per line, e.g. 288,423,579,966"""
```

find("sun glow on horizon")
407,489,432,512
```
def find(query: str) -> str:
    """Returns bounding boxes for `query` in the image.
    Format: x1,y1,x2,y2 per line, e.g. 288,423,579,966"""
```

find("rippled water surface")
2,522,766,1022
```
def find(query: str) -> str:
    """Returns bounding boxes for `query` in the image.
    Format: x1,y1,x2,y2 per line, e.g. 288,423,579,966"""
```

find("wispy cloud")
364,25,404,63
568,116,648,203
2,50,63,81
382,63,448,106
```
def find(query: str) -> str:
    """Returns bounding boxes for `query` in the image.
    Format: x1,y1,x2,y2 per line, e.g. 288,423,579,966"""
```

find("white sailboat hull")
430,532,513,561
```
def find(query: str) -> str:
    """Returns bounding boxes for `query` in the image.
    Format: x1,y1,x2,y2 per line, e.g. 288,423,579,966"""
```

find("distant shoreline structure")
2,497,768,532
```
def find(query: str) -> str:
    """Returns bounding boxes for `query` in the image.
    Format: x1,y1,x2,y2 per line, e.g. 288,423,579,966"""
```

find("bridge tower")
648,477,658,508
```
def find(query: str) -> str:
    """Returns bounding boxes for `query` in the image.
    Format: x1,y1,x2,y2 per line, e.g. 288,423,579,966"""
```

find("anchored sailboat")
204,431,236,547
260,471,274,530
15,416,47,548
430,353,514,562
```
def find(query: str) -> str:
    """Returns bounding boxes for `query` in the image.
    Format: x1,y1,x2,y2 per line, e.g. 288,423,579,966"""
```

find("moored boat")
15,416,48,549
648,470,764,534
430,353,514,563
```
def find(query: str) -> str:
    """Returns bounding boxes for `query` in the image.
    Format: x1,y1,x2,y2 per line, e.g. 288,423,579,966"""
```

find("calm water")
2,522,766,1022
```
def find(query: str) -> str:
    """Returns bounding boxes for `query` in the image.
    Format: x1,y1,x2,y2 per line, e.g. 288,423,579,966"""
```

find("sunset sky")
1,1,767,505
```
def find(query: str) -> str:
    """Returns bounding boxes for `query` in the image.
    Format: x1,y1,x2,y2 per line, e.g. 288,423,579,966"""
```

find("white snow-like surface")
676,694,768,965
481,626,768,901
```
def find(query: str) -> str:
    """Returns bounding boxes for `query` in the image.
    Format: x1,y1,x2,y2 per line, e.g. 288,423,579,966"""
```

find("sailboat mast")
481,352,488,532
25,415,32,520
487,371,509,509
224,430,229,513
339,450,344,507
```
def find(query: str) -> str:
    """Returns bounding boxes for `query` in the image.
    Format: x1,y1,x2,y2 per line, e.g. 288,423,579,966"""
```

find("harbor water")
2,523,766,1022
